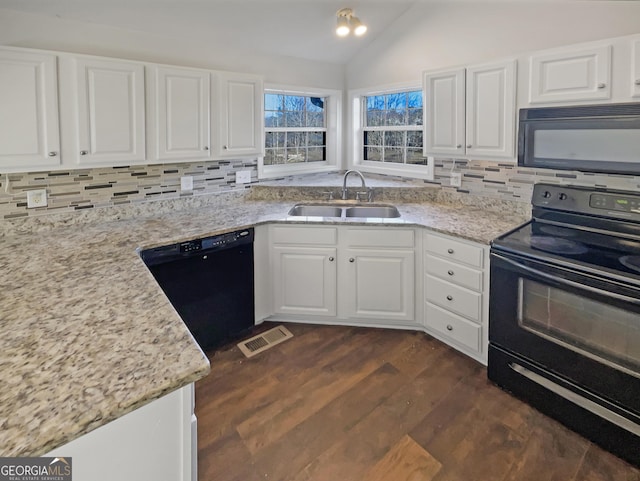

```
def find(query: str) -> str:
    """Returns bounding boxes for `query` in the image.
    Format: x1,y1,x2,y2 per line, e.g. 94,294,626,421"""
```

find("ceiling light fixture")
335,7,367,37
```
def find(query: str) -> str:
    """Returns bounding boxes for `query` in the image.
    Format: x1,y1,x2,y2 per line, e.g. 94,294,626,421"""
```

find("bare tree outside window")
363,90,425,165
265,93,327,165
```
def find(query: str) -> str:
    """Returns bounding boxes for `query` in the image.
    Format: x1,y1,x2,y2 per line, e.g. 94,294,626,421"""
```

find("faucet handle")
321,191,335,201
355,191,368,202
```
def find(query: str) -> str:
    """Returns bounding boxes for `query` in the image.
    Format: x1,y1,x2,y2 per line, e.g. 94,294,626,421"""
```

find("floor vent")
237,325,293,358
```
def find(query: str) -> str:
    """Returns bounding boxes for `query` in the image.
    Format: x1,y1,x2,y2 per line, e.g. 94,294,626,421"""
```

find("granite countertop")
0,185,529,457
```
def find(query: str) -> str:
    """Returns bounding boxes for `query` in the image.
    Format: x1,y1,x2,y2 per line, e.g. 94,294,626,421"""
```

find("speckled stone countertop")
0,182,529,457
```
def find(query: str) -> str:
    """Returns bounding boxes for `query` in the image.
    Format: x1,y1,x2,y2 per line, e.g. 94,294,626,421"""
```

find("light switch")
236,170,252,184
27,189,47,208
450,172,462,187
180,176,194,191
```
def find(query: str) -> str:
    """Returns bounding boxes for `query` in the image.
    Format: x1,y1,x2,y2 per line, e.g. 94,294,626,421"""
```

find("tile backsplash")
0,159,258,220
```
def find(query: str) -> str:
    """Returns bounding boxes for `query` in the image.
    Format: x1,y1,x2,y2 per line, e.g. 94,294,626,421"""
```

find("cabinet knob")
328,257,334,262
597,83,606,89
446,295,453,301
203,146,209,151
80,150,88,156
466,144,472,149
447,270,454,276
48,151,58,157
446,324,453,331
456,144,462,149
223,145,228,150
349,258,355,263
635,79,640,86
447,248,454,254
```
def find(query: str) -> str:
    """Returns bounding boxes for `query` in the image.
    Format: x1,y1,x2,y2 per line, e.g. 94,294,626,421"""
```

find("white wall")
0,8,345,90
347,1,640,89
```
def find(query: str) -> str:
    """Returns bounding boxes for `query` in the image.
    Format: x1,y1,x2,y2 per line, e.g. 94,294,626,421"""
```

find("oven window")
518,279,640,374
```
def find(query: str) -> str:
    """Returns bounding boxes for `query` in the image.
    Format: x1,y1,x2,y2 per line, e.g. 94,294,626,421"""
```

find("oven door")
489,249,640,417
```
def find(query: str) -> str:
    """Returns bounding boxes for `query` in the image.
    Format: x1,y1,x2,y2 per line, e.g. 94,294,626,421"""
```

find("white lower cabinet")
268,225,416,327
46,384,196,481
423,231,489,364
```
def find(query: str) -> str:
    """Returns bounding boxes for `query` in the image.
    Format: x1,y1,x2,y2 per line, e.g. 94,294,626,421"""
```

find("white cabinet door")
217,72,263,157
345,249,415,322
155,66,211,161
632,38,640,98
529,44,612,104
423,68,465,157
0,49,60,170
75,57,146,164
272,246,337,316
466,60,516,159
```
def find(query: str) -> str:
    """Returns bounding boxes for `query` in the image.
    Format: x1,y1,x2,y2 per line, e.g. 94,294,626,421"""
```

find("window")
362,90,424,165
264,93,327,165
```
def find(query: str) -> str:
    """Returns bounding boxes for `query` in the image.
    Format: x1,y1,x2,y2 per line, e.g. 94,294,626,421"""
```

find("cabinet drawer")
271,226,337,245
346,228,414,248
425,275,482,322
425,302,481,352
425,233,483,268
425,254,483,291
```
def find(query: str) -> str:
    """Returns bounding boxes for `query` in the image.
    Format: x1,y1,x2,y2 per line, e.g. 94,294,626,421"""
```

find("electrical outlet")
235,170,252,184
180,176,194,191
426,156,435,181
450,172,462,188
26,189,47,208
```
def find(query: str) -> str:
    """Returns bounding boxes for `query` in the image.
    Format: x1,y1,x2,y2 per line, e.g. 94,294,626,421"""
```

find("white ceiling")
0,0,421,64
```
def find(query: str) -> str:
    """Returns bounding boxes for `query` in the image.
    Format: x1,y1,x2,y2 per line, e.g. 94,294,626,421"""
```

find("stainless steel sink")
344,205,401,218
288,204,343,217
288,203,401,219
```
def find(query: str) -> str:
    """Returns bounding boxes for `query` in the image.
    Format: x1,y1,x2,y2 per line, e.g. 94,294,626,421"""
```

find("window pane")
408,109,422,126
407,149,425,164
367,95,384,111
264,94,283,111
386,92,407,110
367,111,385,127
384,131,404,147
284,95,305,111
308,132,325,147
365,146,383,161
307,97,324,112
407,91,422,108
407,131,423,147
364,130,383,146
307,147,325,162
386,109,407,126
384,147,404,163
285,111,304,127
265,111,283,128
264,148,285,165
307,112,324,128
286,132,306,148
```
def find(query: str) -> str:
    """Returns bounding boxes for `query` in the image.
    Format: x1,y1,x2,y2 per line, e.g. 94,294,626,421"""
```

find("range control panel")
590,193,640,214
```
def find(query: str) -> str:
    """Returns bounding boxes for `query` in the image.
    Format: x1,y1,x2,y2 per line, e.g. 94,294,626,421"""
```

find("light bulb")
351,16,367,36
336,15,350,37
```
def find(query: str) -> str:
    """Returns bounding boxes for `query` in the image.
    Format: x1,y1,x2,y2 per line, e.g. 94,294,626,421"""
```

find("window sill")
258,162,339,180
356,161,434,181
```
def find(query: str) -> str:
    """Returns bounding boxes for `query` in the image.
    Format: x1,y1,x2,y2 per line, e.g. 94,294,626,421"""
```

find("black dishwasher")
140,228,255,352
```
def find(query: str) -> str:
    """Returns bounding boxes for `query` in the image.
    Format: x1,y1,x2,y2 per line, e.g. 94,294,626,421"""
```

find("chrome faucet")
341,169,371,201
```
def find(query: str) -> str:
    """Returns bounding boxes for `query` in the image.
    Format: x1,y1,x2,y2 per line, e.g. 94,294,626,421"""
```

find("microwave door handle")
492,253,640,306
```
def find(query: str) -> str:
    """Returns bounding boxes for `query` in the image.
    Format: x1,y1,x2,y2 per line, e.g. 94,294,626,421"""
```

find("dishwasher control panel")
179,240,202,253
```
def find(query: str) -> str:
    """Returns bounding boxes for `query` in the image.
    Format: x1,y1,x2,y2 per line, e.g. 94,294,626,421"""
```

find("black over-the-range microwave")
518,102,640,175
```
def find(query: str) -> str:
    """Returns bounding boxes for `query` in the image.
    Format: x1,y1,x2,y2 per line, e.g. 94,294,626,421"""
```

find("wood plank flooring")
195,322,639,481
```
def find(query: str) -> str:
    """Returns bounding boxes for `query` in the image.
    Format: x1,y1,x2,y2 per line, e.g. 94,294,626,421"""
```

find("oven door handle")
492,253,640,306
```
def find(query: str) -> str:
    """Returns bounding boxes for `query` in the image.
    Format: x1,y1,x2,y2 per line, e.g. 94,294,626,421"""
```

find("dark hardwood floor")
195,322,639,481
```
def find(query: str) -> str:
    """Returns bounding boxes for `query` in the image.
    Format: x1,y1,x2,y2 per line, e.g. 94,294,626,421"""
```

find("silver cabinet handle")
597,83,606,89
635,79,640,86
80,150,88,156
349,258,355,263
446,295,453,301
466,144,472,148
446,324,453,331
456,144,462,149
328,257,334,262
447,248,454,254
203,146,209,151
48,151,58,157
447,270,454,276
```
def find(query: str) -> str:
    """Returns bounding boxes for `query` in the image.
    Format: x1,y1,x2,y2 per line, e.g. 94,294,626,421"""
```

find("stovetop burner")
620,256,640,274
530,236,589,255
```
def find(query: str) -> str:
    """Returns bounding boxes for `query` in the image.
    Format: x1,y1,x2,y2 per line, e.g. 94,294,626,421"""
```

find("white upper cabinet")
74,57,146,165
632,38,640,98
216,72,264,157
528,44,612,104
423,68,465,157
466,60,516,158
423,59,516,160
0,49,61,170
153,66,211,161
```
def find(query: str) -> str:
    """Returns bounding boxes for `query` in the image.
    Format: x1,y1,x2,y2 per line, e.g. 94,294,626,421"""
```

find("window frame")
349,82,432,179
259,84,342,179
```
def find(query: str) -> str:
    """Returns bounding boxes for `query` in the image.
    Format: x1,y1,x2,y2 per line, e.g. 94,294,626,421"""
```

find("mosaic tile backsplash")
1,156,639,222
0,159,258,220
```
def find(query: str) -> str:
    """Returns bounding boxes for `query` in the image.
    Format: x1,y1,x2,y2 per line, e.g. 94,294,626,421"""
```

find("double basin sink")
288,203,401,219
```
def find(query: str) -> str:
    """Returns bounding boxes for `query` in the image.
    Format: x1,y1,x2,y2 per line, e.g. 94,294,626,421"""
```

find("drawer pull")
447,270,454,276
447,248,454,254
349,258,355,263
328,257,334,262
446,295,453,301
446,324,453,331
